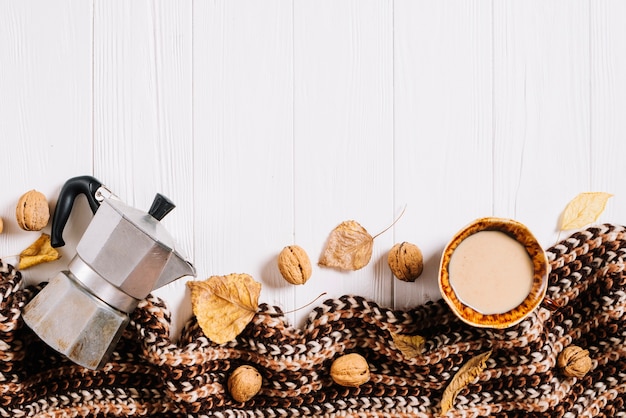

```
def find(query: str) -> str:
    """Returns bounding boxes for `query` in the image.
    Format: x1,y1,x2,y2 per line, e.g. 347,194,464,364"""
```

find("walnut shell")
388,242,423,282
330,353,370,387
558,345,592,378
228,365,262,403
16,190,50,231
277,245,312,285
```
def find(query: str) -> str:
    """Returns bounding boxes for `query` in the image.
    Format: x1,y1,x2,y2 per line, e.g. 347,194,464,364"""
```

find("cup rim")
438,217,549,329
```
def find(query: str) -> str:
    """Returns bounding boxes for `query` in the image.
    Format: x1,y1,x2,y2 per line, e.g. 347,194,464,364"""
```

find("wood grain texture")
193,1,295,323
590,1,626,221
0,0,92,284
493,0,591,247
293,0,394,326
2,1,626,343
93,0,193,337
393,1,493,310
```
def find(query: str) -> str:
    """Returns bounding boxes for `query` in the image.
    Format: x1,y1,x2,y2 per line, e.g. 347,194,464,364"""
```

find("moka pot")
22,176,196,369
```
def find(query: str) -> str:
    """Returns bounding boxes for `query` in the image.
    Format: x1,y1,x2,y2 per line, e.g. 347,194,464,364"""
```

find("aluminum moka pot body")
22,176,196,369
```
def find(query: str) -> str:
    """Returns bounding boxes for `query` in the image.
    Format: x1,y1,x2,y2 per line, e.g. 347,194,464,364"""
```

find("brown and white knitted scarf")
1,224,625,417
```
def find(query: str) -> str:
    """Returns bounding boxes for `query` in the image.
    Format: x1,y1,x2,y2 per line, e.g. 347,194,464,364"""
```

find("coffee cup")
439,217,549,328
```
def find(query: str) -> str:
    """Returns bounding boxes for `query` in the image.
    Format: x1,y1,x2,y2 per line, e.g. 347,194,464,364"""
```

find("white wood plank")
393,1,493,310
293,0,394,325
0,0,92,284
193,1,296,322
590,1,626,224
5,0,626,345
493,1,591,247
93,0,193,338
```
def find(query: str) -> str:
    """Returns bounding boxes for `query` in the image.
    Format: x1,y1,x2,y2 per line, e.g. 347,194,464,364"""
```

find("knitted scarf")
1,224,625,417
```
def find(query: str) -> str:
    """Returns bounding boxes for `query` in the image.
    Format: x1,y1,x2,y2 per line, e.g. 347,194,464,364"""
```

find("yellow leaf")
318,220,373,271
440,350,491,415
560,192,613,230
391,333,425,358
18,233,60,269
187,273,261,344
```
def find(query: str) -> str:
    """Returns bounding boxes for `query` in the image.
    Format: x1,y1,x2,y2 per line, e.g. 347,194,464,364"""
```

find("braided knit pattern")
1,224,626,417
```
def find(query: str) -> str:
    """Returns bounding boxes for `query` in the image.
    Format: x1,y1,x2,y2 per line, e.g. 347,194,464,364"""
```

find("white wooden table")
1,1,625,340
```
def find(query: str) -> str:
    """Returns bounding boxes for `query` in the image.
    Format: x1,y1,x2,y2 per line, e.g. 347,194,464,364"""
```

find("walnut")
330,353,370,387
277,245,312,285
388,242,423,282
16,190,50,231
227,365,262,403
558,345,592,378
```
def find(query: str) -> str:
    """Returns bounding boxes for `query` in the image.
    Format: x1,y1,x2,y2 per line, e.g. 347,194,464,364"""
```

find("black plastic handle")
148,193,176,221
50,176,103,248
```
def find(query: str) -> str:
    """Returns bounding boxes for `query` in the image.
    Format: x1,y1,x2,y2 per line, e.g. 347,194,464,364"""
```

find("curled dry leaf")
319,208,407,272
318,220,373,271
560,192,613,231
440,350,491,415
187,273,261,344
18,233,60,270
391,333,426,358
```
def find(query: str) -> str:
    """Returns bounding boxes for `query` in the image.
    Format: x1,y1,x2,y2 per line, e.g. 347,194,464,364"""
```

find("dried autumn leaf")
440,350,491,415
318,208,407,272
18,233,60,269
187,273,261,344
560,192,613,230
392,333,425,358
318,220,373,271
